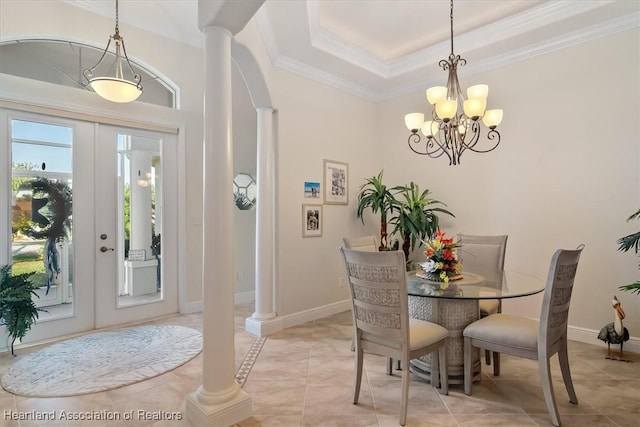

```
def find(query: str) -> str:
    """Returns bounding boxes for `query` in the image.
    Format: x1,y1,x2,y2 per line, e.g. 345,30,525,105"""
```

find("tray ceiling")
52,1,640,101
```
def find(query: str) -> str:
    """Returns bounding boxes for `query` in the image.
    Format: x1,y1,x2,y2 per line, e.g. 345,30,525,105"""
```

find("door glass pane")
11,119,73,320
117,134,162,307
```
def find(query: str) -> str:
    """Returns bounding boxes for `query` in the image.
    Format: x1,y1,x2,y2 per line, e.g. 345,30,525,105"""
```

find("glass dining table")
406,269,545,384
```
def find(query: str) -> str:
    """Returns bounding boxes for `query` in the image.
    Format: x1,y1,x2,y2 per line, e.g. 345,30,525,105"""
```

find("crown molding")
384,12,640,101
62,0,640,102
274,55,381,102
305,0,617,78
259,4,639,102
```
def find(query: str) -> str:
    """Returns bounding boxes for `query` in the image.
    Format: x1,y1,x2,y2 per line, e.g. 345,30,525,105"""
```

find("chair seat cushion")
409,318,448,351
479,299,500,316
463,314,538,353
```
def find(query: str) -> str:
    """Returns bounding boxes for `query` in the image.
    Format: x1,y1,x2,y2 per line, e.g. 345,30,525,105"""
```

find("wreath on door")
24,177,73,294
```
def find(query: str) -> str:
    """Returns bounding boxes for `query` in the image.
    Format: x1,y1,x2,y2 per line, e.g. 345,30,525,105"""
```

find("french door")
94,125,178,328
1,109,178,347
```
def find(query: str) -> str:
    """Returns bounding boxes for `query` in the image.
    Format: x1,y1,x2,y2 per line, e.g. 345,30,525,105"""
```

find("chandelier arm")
448,128,461,166
119,38,142,88
455,123,479,162
458,120,481,150
407,133,448,159
429,115,454,160
82,37,113,83
464,129,501,153
407,132,423,153
428,134,451,160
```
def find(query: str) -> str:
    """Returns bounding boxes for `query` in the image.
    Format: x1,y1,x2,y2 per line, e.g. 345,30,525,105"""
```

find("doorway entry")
1,109,179,347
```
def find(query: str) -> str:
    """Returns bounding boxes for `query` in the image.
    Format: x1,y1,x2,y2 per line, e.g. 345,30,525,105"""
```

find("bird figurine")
598,296,631,362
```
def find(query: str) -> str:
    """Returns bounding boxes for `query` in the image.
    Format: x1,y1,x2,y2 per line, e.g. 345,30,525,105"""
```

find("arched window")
0,39,176,108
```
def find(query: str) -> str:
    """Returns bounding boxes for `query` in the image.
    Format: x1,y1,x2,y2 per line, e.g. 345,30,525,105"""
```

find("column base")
185,388,252,427
245,315,283,337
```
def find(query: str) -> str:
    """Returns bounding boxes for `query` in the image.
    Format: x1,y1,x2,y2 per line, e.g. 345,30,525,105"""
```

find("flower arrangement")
420,231,462,283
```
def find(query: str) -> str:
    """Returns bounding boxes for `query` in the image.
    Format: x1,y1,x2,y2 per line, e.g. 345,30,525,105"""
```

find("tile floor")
1,305,639,426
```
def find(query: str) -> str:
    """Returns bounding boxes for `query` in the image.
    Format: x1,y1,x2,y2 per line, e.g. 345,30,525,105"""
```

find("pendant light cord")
114,0,120,36
449,0,454,56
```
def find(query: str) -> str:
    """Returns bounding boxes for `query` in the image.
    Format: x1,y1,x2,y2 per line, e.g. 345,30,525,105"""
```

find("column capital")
198,0,265,35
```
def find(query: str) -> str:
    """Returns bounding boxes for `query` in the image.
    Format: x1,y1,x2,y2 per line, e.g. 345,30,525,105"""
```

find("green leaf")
1,264,44,355
356,171,399,248
616,209,640,295
618,282,640,295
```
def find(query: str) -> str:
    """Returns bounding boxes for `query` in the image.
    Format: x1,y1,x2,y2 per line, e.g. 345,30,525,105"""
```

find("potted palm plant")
390,182,454,267
0,265,44,355
356,170,399,251
617,208,640,294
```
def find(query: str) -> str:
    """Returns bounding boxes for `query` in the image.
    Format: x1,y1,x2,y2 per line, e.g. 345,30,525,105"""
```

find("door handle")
100,246,115,253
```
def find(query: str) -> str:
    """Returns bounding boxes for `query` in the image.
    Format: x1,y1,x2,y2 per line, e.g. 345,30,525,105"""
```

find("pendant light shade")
89,77,142,103
83,0,142,103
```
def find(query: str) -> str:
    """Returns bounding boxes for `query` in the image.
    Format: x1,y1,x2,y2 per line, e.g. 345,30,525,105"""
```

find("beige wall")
2,1,638,341
236,20,382,316
378,29,640,336
270,72,380,315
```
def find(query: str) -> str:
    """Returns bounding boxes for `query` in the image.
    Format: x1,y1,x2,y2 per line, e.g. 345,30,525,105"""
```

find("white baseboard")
568,325,640,354
244,299,351,337
280,299,351,329
245,316,283,337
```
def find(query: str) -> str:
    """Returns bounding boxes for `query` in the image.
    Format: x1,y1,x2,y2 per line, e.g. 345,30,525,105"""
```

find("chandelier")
404,0,503,165
83,0,142,103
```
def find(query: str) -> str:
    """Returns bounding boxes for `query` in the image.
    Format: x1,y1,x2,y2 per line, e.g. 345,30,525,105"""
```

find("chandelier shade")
404,0,503,165
89,77,142,103
83,0,142,103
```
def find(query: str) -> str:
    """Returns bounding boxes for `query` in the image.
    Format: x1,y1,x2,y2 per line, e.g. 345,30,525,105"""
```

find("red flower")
441,249,455,260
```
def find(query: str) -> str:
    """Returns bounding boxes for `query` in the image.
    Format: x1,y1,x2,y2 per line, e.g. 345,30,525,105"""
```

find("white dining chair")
340,247,449,426
463,245,584,427
343,235,380,353
343,235,379,252
457,233,508,372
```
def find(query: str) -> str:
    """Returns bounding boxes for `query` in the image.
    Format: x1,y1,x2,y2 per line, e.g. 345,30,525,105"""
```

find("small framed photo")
302,204,322,237
323,159,348,205
304,181,320,198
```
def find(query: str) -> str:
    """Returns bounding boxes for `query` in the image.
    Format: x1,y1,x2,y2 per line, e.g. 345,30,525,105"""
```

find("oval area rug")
1,324,202,397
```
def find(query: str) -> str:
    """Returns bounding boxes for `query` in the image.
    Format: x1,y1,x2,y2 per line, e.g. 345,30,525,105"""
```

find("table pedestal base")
408,296,481,384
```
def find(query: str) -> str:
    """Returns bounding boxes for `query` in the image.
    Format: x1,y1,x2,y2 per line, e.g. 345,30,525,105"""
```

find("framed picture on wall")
323,159,348,205
304,181,320,198
302,204,322,237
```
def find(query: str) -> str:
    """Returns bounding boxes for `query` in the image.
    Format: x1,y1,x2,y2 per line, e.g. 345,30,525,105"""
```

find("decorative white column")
245,108,282,337
185,25,251,426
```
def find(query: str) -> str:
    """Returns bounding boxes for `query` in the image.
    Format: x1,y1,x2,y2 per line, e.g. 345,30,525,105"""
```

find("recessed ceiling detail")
58,0,640,102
